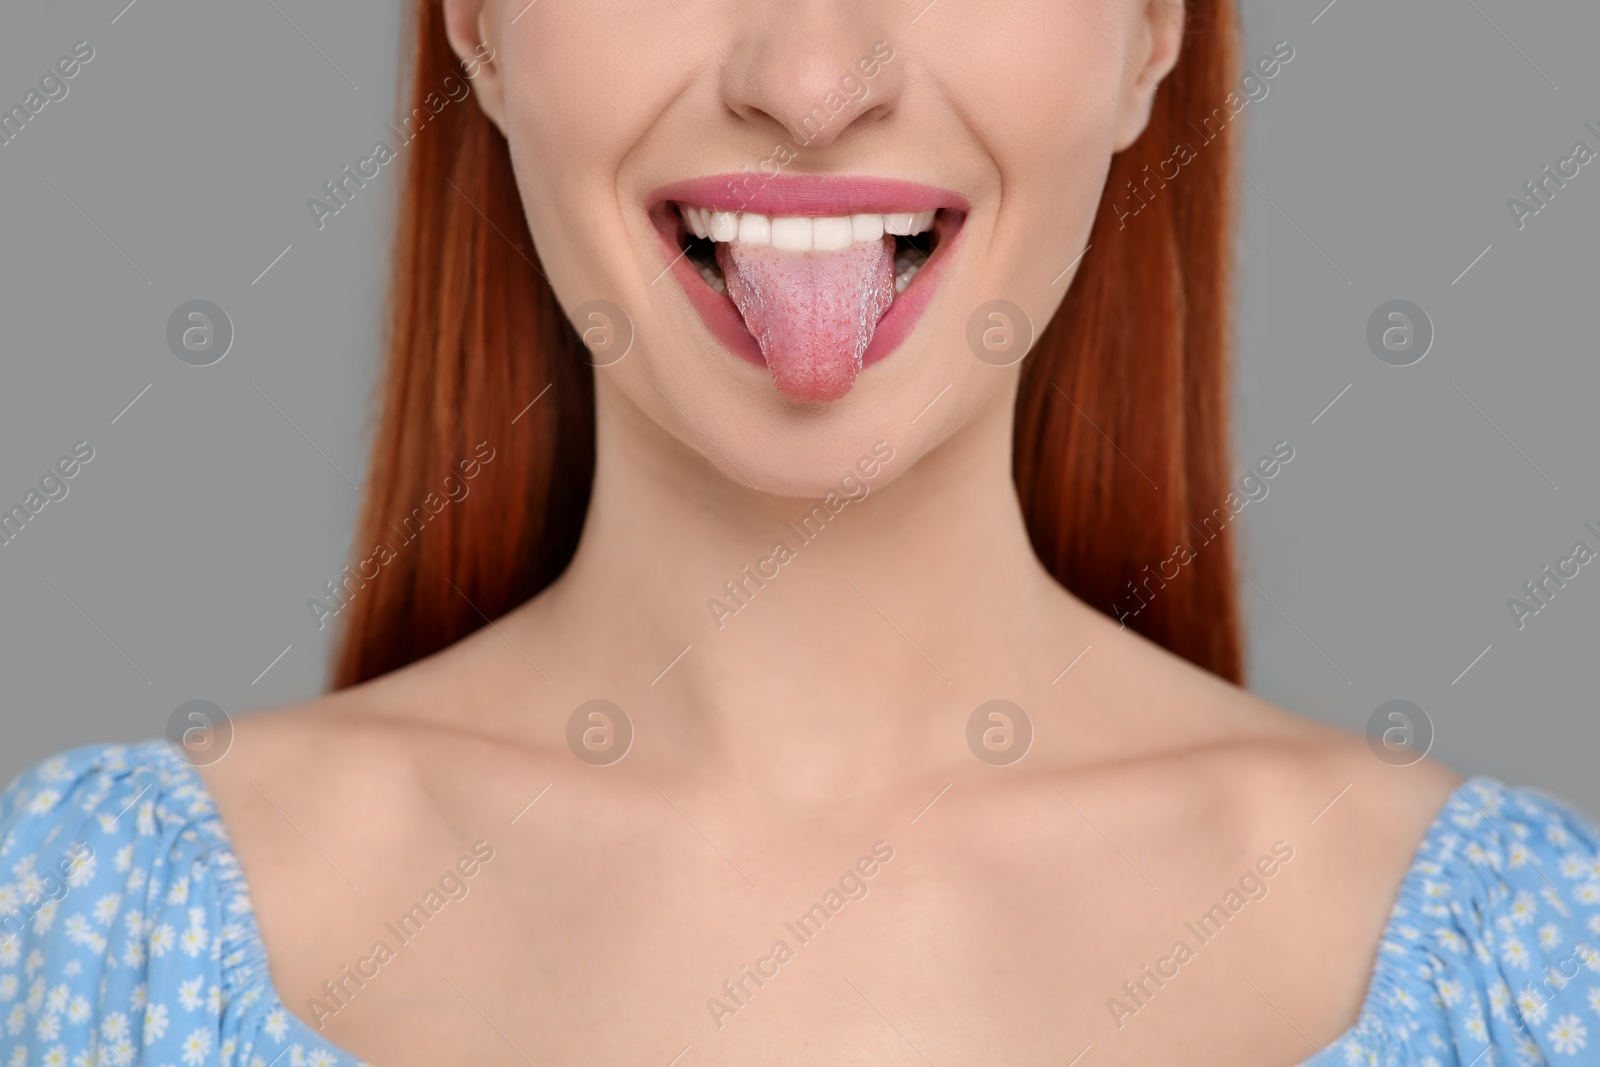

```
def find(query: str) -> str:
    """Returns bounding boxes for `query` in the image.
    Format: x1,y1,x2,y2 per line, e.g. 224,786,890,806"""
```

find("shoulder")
183,676,571,976
1039,611,1466,855
192,633,579,820
187,693,443,914
1039,622,1475,1038
1097,642,1600,1064
190,667,562,853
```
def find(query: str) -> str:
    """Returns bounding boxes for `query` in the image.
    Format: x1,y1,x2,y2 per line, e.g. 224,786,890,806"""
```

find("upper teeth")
680,206,937,250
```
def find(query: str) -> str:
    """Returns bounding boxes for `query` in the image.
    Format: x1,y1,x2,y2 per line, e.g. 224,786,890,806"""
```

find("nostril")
718,40,904,153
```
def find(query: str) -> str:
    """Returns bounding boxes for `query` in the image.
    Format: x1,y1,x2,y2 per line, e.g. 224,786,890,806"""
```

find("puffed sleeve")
1321,777,1600,1066
0,740,322,1067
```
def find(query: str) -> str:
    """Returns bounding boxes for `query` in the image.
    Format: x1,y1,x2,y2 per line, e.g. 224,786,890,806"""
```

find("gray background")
2,1,1596,809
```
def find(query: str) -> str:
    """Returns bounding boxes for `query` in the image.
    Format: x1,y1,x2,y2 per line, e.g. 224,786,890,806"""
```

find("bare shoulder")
1174,722,1464,925
193,687,439,897
199,618,564,794
1032,615,1465,1026
1106,621,1463,887
1161,686,1464,857
196,653,565,850
1117,659,1463,1036
1040,665,1463,911
1044,607,1463,846
1200,725,1461,1038
188,647,581,996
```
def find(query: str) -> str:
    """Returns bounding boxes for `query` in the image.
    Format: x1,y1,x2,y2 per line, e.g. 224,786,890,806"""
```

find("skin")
197,1,1461,1063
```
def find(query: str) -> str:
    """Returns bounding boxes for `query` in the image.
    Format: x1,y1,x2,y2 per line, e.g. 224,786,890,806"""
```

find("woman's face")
445,0,1181,496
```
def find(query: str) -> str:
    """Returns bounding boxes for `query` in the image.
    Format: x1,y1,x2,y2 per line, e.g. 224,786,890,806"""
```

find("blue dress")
2,740,1598,1066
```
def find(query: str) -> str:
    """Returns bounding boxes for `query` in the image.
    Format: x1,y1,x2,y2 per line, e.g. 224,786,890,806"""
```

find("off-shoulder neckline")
1297,775,1563,1065
134,740,360,1063
124,739,1496,1066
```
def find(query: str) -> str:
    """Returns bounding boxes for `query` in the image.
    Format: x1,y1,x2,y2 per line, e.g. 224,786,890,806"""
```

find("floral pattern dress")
1304,776,1600,1066
3,739,1599,1066
0,741,354,1067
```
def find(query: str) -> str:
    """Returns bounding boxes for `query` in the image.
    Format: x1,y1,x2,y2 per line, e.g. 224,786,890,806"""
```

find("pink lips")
648,175,969,391
652,174,970,217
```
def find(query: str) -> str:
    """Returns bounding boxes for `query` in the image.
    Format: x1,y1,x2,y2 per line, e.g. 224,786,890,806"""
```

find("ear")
1112,0,1185,152
441,0,506,131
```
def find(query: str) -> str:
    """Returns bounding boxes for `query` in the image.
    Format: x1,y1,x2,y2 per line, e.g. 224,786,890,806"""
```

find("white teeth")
680,203,939,300
684,206,709,239
884,210,936,236
811,216,854,251
851,214,885,242
892,246,925,295
697,261,727,294
894,262,922,295
708,211,740,242
769,216,813,252
682,205,937,247
736,213,770,245
883,213,915,236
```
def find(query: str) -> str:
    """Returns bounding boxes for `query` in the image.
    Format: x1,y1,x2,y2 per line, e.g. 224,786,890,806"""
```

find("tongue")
716,237,896,403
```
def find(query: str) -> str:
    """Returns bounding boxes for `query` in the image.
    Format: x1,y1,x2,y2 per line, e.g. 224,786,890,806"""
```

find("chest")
263,815,1343,1066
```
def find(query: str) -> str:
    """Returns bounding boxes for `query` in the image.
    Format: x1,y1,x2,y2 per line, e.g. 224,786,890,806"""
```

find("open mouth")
677,207,943,297
649,177,968,404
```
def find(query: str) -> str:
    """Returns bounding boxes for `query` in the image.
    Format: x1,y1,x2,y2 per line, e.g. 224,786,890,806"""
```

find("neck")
514,384,1096,798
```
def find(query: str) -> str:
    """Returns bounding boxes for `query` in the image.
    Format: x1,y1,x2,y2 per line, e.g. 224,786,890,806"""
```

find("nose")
719,5,904,152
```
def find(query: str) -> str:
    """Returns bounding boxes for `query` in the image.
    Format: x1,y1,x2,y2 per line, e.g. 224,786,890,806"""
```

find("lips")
647,175,969,403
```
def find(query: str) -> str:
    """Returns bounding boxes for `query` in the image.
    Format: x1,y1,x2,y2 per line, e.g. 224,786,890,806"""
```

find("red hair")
333,0,1242,688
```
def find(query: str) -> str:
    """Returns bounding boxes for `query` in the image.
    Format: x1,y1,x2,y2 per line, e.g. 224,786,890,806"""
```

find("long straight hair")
333,1,1243,688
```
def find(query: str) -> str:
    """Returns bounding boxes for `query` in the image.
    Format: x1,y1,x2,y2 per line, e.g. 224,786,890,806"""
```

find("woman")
3,0,1595,1063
